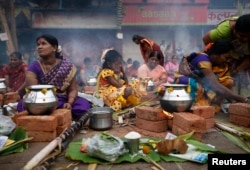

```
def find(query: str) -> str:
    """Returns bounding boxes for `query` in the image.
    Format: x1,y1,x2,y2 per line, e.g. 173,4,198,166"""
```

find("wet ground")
0,111,248,170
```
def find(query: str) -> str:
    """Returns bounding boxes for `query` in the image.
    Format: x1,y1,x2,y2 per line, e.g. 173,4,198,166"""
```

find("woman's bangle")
244,98,249,103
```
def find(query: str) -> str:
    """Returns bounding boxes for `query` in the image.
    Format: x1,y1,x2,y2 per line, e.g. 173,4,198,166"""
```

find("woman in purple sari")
17,34,91,119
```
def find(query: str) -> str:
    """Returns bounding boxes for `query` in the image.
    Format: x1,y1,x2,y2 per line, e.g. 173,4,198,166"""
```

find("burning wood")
162,110,173,118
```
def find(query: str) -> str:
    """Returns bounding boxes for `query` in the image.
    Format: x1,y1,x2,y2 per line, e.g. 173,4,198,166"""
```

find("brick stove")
135,105,216,141
13,109,72,142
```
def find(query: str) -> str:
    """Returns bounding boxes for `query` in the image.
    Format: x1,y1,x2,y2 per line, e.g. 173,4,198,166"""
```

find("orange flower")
142,145,150,154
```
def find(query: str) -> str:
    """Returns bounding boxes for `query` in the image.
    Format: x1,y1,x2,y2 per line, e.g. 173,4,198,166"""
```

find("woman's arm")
202,68,246,102
202,31,213,45
64,77,78,109
106,75,124,88
25,71,38,85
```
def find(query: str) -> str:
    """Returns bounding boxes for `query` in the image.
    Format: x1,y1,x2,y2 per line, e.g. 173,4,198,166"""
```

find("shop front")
17,8,120,68
121,0,209,64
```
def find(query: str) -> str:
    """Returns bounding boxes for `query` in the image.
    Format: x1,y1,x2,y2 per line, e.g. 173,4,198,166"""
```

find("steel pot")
0,78,7,93
23,85,58,115
160,84,193,113
87,76,97,86
89,107,113,130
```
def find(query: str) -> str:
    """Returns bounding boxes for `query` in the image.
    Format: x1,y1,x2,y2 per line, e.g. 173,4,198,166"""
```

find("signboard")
122,5,207,25
207,9,238,25
123,0,190,3
31,11,116,29
122,0,209,4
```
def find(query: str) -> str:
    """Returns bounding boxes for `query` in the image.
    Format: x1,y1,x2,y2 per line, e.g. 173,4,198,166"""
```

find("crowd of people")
1,14,250,117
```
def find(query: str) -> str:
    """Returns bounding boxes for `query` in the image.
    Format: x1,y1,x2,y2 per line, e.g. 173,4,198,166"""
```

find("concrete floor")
0,111,247,170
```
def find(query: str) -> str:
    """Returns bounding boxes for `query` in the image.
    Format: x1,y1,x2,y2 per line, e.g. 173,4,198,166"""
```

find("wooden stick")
22,137,62,170
23,112,90,170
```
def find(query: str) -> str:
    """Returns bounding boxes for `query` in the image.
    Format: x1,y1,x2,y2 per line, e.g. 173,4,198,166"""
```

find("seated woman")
175,40,250,112
164,54,179,83
137,51,168,88
79,57,100,86
95,49,141,111
17,34,91,119
126,60,140,80
3,51,27,96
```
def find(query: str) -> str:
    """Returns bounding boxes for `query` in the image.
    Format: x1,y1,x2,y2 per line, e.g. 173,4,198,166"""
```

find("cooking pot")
23,85,58,115
160,84,193,113
0,78,7,93
87,76,97,86
89,107,113,130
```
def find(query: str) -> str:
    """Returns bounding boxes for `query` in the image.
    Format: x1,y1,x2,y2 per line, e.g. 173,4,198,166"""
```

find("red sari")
3,62,27,91
139,38,164,66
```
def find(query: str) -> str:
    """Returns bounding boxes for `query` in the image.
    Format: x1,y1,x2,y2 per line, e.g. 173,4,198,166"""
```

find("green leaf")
0,127,30,156
186,139,226,154
160,154,186,162
221,131,250,153
177,131,194,140
65,139,161,164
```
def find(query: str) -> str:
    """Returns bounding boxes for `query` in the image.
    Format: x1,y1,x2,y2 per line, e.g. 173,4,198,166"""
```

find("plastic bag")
78,92,104,107
0,114,16,135
86,132,127,162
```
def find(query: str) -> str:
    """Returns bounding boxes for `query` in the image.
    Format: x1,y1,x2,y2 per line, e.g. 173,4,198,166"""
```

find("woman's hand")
63,103,72,109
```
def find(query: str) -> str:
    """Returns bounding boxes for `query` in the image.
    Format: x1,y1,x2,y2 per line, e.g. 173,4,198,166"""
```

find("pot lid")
162,83,188,87
27,85,55,90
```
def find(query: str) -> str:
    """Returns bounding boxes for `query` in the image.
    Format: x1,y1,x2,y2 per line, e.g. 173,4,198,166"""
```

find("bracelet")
245,98,249,103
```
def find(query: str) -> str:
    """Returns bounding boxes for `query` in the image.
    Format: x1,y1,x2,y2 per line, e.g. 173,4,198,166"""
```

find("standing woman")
132,34,164,66
17,34,91,119
3,51,27,96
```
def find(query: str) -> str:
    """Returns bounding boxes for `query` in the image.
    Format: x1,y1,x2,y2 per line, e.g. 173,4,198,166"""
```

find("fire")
162,110,173,118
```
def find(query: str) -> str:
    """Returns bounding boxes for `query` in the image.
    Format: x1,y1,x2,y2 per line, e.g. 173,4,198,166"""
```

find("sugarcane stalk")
215,122,242,136
215,122,250,153
22,112,90,170
145,155,166,170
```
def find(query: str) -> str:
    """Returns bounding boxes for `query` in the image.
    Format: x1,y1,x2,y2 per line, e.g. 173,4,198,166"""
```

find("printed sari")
176,53,233,111
95,68,141,111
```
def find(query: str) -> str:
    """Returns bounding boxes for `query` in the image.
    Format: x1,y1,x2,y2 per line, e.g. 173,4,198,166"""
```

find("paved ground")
0,111,248,170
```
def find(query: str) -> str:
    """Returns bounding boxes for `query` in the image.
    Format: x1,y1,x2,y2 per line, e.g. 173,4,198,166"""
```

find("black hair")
10,51,22,60
205,40,234,56
84,57,92,64
132,60,140,68
102,50,122,69
132,34,144,41
36,34,62,59
235,14,250,33
148,51,162,61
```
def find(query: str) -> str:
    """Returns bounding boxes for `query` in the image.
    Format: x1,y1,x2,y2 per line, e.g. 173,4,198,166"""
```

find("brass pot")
23,85,58,115
160,84,193,113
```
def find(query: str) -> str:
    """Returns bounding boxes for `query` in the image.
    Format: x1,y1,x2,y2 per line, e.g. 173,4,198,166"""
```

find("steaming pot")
23,85,58,115
87,76,97,86
0,78,7,93
160,84,193,113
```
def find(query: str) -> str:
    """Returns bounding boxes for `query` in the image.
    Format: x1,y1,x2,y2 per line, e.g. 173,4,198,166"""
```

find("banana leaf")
186,139,227,154
0,127,31,156
221,131,250,153
65,136,224,164
65,139,176,164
